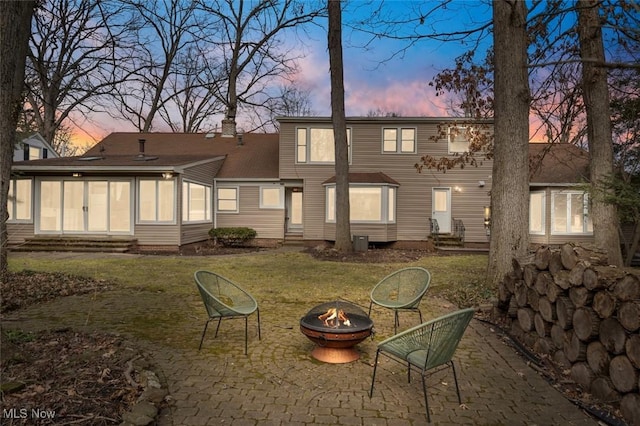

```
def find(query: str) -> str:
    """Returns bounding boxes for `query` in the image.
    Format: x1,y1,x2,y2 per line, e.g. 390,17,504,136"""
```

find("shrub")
209,227,257,247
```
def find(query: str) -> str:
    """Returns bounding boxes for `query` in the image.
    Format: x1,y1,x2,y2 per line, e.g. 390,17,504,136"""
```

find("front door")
432,187,451,233
285,188,303,233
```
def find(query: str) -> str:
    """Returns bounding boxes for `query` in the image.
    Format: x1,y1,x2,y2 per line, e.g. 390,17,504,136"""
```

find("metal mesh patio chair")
369,308,475,422
368,267,431,334
194,270,261,355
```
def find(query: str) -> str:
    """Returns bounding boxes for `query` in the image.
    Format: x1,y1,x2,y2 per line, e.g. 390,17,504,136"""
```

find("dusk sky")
71,1,495,147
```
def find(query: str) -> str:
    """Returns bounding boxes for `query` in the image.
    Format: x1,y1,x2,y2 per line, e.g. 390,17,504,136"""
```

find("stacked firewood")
497,243,640,424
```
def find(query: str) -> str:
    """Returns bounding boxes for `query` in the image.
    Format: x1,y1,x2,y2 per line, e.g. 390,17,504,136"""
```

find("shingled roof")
13,132,279,179
529,143,590,185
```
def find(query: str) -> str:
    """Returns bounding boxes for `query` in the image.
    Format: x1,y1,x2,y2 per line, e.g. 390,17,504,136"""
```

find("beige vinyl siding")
182,159,223,183
181,223,213,245
215,184,284,239
134,223,181,245
279,118,493,243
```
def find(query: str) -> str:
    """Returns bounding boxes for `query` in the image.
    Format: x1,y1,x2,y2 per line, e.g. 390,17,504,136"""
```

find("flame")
318,308,352,328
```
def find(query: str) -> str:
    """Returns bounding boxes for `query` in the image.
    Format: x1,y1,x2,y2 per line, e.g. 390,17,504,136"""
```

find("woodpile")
497,244,640,425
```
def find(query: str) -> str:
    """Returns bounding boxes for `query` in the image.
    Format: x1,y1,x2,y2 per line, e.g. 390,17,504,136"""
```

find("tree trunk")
328,0,351,253
487,0,530,286
0,1,36,277
577,0,623,267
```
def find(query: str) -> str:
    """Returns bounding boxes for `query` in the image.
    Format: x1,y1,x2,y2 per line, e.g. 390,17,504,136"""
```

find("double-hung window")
182,181,211,222
382,128,416,153
216,187,238,213
325,185,397,223
296,127,351,164
7,178,32,221
551,191,592,234
138,179,175,223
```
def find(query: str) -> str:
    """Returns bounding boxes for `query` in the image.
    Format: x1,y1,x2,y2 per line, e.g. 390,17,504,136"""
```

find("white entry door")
432,188,451,233
285,188,303,233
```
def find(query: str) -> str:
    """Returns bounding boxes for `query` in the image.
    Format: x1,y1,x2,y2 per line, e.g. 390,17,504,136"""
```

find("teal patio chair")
368,267,431,334
369,308,475,422
194,270,261,355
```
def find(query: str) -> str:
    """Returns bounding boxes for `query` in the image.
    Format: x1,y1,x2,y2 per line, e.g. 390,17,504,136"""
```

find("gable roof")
12,132,279,179
529,143,590,185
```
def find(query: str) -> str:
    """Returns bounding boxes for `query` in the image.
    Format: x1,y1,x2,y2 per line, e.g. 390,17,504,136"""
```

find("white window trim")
550,190,593,235
325,184,397,224
182,180,212,223
529,191,546,235
216,186,239,214
295,126,352,164
260,186,284,209
382,127,417,154
137,178,177,224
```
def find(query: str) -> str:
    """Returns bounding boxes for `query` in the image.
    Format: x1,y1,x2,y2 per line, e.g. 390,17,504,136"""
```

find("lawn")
6,251,491,347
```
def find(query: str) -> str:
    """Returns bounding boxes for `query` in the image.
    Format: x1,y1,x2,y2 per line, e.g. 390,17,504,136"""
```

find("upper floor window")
296,127,351,164
448,126,470,153
551,191,593,235
217,187,238,213
383,128,416,153
182,181,211,222
138,179,175,223
7,178,32,221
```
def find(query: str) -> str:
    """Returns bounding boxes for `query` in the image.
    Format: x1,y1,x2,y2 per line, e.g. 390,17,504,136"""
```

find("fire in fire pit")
300,300,374,363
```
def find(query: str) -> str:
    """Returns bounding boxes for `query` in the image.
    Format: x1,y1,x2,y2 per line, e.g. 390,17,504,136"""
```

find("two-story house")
8,117,593,252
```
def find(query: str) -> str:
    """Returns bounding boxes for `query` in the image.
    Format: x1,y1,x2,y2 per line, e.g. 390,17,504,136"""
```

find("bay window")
529,191,545,234
139,179,175,223
325,184,397,223
183,181,211,222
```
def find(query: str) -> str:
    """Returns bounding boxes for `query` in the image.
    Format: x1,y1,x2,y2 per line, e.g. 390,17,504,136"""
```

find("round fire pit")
300,300,374,363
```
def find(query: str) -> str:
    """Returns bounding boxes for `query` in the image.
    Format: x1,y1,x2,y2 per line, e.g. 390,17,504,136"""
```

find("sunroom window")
139,179,175,223
296,127,351,164
7,178,32,221
529,191,545,234
551,191,593,234
182,181,211,222
325,185,397,223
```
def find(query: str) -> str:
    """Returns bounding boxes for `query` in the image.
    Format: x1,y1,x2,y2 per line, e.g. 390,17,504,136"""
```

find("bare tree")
328,0,351,253
111,0,208,132
259,84,315,132
197,0,324,135
1,0,36,276
25,0,126,148
577,0,624,266
488,0,531,285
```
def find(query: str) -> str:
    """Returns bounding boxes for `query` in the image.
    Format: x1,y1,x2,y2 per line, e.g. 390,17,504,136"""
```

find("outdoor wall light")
483,206,491,228
454,186,462,193
478,180,485,187
72,172,82,177
162,172,173,179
